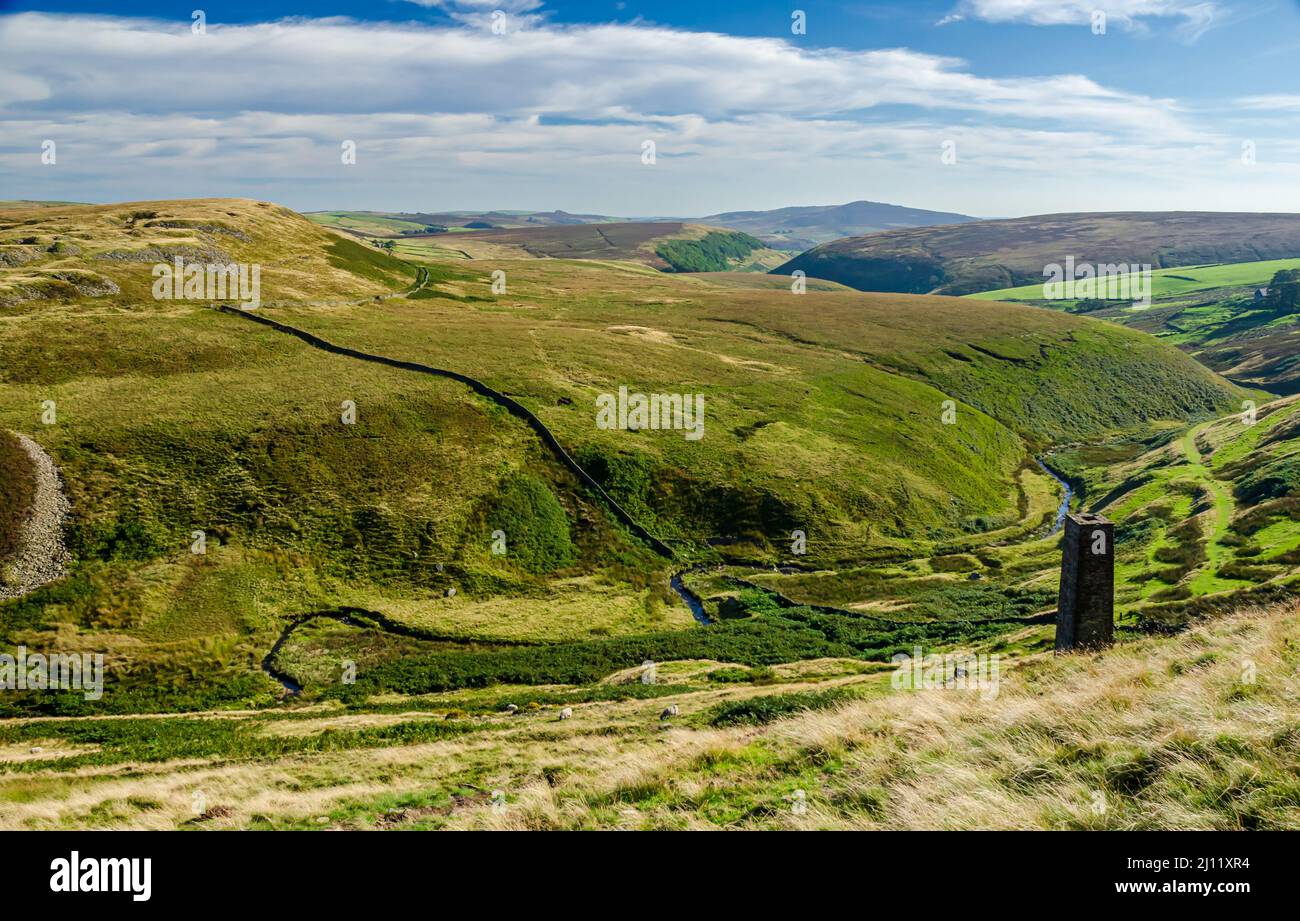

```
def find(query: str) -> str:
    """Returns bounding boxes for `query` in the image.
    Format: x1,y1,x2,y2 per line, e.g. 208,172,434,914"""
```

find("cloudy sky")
2,0,1300,216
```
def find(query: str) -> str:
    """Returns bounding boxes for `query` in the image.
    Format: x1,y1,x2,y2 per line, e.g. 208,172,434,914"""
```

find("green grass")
0,429,34,561
967,257,1300,304
0,197,1258,720
708,687,858,726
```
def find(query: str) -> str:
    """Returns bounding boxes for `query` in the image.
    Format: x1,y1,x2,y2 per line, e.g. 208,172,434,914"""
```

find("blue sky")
3,0,1300,216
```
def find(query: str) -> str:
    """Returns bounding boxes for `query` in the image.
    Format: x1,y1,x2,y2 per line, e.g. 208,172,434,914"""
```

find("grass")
2,601,1293,829
0,430,35,561
0,196,1277,732
0,198,417,313
967,256,1300,304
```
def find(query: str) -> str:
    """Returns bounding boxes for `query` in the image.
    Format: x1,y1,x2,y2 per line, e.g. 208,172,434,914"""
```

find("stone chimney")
1055,512,1115,652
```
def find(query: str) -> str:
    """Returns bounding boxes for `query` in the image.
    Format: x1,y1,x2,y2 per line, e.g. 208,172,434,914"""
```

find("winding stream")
1035,458,1074,537
670,571,710,625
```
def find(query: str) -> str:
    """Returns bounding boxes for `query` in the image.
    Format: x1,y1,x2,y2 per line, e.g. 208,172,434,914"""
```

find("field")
969,258,1300,395
777,211,1300,295
2,198,1298,829
968,257,1300,304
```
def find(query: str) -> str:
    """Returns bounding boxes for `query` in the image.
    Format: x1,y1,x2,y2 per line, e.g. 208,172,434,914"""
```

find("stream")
1035,458,1074,537
670,571,710,625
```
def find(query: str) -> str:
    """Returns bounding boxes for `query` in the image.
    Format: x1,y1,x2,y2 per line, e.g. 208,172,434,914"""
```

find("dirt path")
0,432,71,601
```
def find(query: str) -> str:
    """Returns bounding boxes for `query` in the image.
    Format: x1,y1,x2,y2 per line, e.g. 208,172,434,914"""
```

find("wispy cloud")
940,0,1222,40
0,13,1188,129
0,11,1274,215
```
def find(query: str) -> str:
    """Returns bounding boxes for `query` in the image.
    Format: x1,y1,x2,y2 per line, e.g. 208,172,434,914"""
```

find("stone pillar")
1055,512,1115,652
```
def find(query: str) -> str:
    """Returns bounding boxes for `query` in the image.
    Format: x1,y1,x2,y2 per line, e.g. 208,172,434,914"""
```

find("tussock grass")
0,429,35,560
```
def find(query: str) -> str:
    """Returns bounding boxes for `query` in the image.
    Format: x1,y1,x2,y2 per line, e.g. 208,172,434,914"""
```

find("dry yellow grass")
2,601,1295,830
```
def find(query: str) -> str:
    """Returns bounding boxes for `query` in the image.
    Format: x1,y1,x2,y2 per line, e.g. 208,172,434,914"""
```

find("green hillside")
971,259,1300,395
0,199,1247,719
774,211,1300,296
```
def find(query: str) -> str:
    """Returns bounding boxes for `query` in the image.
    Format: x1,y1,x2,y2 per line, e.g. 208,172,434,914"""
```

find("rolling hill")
968,257,1300,395
0,198,417,311
308,208,629,237
308,200,980,255
315,218,788,273
697,200,978,250
0,197,1250,722
774,211,1300,296
6,197,1300,832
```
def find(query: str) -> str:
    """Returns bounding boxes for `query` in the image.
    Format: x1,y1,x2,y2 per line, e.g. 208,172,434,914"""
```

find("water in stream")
670,572,710,625
1036,458,1074,537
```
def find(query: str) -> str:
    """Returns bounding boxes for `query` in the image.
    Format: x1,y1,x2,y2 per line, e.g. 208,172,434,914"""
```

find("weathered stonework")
1055,512,1114,652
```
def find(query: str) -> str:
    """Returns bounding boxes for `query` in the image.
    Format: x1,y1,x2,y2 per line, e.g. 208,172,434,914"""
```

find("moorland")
1,198,1297,830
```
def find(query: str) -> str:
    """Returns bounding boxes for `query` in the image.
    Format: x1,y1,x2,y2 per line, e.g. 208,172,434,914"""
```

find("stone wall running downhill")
0,432,71,601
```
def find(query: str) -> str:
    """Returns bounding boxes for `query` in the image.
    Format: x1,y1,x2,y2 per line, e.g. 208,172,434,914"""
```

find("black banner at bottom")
6,830,1277,907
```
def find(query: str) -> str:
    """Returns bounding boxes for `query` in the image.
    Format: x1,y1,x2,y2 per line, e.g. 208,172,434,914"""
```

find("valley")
1,198,1297,830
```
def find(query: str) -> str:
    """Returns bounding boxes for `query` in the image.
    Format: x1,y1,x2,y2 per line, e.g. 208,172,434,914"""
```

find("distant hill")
308,201,979,252
0,200,88,210
697,200,978,250
0,198,417,311
774,212,1300,295
307,209,629,237
313,218,788,273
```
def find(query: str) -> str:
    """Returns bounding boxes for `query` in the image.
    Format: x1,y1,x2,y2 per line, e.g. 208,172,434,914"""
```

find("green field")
967,257,1300,305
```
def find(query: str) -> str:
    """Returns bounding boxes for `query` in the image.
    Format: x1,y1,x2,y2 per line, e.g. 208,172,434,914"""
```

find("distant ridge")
773,210,1300,295
306,200,979,251
697,200,978,250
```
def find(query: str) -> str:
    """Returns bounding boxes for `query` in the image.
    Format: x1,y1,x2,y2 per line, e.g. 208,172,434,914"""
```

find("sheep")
660,704,679,721
559,707,573,720
504,703,518,713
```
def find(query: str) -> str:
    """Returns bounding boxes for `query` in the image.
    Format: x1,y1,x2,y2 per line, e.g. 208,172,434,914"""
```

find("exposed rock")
0,433,71,601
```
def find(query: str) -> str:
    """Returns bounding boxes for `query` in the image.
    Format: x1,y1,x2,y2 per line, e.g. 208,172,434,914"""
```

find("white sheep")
559,707,573,720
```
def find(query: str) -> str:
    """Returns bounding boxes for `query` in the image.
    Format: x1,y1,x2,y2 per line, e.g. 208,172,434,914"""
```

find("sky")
2,0,1300,217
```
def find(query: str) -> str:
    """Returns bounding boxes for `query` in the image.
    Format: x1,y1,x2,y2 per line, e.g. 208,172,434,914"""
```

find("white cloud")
942,0,1221,38
0,11,1280,215
1235,94,1300,111
0,12,1185,131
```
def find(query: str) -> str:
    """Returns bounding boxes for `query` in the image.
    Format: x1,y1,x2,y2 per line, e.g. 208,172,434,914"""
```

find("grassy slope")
972,267,1300,395
0,197,1249,720
750,396,1300,638
267,256,1242,556
315,218,786,273
0,430,35,561
0,199,416,312
776,211,1300,296
968,256,1300,304
1,601,1293,829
